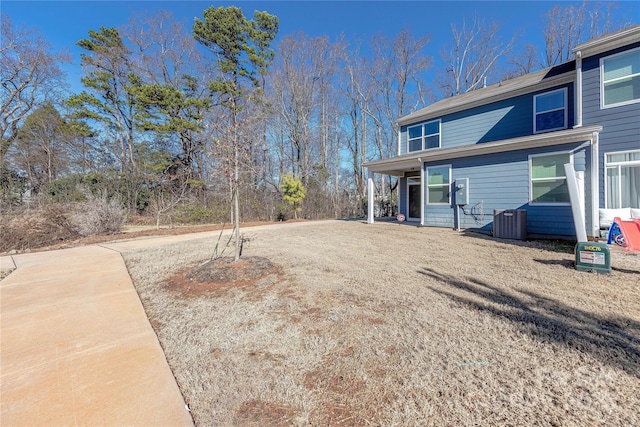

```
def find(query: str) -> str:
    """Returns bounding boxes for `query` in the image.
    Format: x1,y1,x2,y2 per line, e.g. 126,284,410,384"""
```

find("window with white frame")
426,165,450,204
605,150,640,208
407,120,440,152
533,88,567,133
601,47,640,108
529,152,571,204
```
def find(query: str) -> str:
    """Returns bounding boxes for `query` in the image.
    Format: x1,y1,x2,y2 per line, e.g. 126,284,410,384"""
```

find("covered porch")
364,125,603,237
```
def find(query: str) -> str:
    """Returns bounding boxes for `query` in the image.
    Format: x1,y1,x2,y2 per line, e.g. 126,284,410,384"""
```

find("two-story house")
364,25,639,239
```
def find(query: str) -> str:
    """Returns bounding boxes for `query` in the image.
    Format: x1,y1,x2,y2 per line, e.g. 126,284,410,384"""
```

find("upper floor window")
408,120,440,152
601,47,640,108
533,88,567,133
529,152,571,205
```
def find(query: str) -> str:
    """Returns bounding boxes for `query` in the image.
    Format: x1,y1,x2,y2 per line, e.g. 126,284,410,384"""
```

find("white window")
407,120,440,152
601,47,640,108
533,88,567,133
426,165,450,205
529,152,571,205
605,150,640,208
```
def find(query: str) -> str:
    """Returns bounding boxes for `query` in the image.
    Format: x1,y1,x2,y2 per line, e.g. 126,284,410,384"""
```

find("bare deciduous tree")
1,14,69,163
365,29,431,205
542,1,626,67
436,16,515,97
269,33,340,186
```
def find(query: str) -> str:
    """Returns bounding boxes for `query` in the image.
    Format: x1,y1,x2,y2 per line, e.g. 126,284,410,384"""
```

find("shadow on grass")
461,229,577,254
419,267,640,377
533,258,575,269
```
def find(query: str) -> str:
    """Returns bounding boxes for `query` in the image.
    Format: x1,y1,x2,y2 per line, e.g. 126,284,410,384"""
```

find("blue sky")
4,1,640,93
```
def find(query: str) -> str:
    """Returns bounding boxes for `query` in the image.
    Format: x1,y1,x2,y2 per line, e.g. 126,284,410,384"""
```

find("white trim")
420,161,425,225
603,148,640,208
364,125,602,176
407,119,441,153
575,51,583,127
533,88,568,134
573,25,640,58
426,164,452,206
590,132,599,237
600,46,640,109
529,151,573,206
398,72,575,126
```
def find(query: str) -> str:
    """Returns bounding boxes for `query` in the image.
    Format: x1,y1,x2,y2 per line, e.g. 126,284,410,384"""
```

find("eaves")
364,125,603,175
397,73,575,127
573,25,640,58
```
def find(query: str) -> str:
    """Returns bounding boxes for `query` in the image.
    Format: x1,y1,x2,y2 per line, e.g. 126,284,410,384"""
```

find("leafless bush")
72,189,127,236
0,204,80,252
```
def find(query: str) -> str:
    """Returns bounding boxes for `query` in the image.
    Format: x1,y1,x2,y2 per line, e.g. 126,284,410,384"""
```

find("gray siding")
581,42,640,208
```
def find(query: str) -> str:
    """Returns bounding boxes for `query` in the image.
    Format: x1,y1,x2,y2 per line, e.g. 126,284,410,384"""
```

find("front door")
408,179,421,221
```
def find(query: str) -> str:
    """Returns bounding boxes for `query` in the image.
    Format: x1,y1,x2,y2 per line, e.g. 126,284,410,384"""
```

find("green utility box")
575,242,611,274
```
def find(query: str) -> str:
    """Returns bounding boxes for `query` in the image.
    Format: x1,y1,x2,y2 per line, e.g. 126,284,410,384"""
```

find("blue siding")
399,83,575,152
409,142,589,237
399,128,408,155
582,42,640,208
398,177,407,217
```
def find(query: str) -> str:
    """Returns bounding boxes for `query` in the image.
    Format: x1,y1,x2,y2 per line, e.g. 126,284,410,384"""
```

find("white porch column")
590,132,600,238
420,161,425,226
367,169,375,224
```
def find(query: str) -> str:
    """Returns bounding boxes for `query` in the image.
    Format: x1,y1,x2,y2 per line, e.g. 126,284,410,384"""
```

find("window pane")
409,138,422,152
425,135,440,149
428,167,449,185
536,91,564,112
604,75,640,105
428,186,449,204
408,126,422,139
424,121,439,135
621,165,640,208
603,50,640,81
532,154,569,179
607,167,620,208
536,110,565,131
607,151,640,163
532,179,570,203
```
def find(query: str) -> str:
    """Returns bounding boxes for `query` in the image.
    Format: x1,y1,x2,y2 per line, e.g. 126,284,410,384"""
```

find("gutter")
398,72,575,126
575,50,583,128
365,125,603,173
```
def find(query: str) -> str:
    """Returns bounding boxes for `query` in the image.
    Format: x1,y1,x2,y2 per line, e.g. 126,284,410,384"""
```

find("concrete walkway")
0,243,194,426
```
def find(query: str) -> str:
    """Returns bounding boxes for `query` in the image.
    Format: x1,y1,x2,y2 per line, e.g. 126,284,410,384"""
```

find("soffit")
364,125,603,175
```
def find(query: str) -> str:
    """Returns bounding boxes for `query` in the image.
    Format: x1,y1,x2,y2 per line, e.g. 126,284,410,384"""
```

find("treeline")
0,2,628,228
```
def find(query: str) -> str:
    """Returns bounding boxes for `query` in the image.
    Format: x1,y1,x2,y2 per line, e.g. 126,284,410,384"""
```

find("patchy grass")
123,221,640,426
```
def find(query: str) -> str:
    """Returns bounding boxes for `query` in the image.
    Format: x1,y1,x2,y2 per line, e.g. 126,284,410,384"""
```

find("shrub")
72,189,127,236
0,204,80,252
173,203,226,224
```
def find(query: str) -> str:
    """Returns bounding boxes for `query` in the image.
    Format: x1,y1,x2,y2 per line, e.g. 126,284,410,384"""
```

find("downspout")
575,51,583,128
397,124,401,156
590,131,600,238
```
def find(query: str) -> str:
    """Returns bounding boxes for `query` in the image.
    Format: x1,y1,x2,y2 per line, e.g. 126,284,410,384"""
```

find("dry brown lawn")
123,220,640,426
